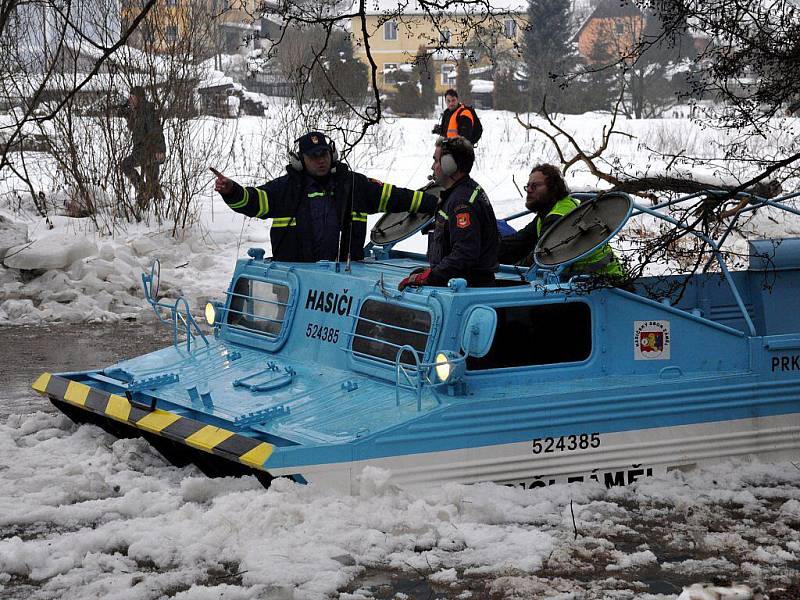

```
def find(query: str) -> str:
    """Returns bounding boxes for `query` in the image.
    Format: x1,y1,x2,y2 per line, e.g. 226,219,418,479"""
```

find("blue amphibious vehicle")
33,191,800,492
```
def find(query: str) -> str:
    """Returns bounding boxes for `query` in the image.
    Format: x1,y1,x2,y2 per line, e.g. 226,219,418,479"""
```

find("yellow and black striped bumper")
32,373,273,471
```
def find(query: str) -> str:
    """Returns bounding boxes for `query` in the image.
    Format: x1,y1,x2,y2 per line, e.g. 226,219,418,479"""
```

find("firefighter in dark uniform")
399,136,499,290
498,163,625,280
212,132,436,262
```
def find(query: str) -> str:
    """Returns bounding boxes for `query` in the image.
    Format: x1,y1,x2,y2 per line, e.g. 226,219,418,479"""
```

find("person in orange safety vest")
432,89,476,142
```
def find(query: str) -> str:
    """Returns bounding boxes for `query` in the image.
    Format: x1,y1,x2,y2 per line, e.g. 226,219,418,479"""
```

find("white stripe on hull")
268,414,800,493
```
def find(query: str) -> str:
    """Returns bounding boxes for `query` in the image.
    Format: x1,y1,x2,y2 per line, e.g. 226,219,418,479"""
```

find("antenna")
338,169,356,272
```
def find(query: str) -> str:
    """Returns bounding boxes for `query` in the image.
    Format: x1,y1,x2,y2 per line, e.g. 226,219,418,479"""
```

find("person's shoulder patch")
456,212,471,228
368,177,384,185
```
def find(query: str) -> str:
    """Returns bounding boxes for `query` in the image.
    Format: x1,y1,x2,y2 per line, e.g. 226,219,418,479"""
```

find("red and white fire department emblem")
634,320,671,360
456,213,470,228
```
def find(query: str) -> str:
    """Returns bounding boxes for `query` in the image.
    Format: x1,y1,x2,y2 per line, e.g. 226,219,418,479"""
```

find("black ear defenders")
288,134,340,171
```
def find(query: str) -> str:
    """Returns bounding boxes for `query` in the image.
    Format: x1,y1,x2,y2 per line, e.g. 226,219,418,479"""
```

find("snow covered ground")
1,109,800,599
1,401,799,599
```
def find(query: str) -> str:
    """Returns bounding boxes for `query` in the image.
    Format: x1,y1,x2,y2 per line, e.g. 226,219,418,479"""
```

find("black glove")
432,124,442,135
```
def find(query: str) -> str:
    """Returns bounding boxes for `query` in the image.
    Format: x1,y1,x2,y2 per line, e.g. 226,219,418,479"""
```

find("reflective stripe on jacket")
221,164,437,262
446,105,475,138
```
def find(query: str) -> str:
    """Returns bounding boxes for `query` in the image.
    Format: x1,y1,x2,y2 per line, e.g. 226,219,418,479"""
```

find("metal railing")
336,306,454,410
344,311,432,366
141,259,209,352
223,288,288,338
501,189,800,337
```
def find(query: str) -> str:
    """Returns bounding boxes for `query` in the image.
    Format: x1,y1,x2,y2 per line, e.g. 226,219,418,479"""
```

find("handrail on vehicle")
392,344,449,411
395,344,425,410
501,189,800,337
141,259,209,352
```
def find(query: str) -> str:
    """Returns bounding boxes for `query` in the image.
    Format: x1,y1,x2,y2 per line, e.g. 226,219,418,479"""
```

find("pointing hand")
210,167,233,194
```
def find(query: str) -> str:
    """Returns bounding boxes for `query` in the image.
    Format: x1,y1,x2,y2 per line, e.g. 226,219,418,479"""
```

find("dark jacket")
498,207,563,267
437,103,474,140
427,176,499,286
120,100,166,160
222,163,437,262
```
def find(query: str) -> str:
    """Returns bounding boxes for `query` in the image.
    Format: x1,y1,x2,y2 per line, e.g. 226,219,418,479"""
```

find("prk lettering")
771,355,800,372
305,289,354,316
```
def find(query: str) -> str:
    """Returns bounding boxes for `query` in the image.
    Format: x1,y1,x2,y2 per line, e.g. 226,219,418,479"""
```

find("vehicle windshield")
227,278,289,338
352,300,432,365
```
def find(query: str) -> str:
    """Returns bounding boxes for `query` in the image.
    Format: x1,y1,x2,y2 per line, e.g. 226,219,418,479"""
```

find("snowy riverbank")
2,110,799,326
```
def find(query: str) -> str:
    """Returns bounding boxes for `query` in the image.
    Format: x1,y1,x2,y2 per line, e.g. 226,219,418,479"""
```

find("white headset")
439,138,462,177
288,134,339,172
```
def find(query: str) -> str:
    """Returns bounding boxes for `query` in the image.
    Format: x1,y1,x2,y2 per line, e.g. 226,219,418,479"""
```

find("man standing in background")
119,86,166,212
432,89,476,142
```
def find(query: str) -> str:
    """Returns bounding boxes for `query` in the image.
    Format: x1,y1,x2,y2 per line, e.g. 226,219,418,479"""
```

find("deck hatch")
351,300,432,365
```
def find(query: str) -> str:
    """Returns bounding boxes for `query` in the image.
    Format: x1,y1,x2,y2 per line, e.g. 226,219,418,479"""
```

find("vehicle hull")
274,412,800,493
29,226,800,492
35,372,800,493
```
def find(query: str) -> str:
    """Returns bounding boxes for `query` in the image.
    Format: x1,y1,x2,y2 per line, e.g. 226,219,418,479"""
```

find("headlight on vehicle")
205,302,216,325
435,352,451,382
434,351,464,383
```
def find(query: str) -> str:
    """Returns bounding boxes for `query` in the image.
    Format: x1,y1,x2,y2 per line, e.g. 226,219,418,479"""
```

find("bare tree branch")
0,0,158,173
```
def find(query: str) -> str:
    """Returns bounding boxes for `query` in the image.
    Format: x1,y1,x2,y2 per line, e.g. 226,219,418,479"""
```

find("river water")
0,322,174,418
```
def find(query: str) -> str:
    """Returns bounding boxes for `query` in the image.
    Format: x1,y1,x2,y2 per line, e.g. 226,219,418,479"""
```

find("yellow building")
349,0,527,93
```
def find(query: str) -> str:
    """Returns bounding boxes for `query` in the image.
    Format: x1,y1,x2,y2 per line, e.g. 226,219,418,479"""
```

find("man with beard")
498,163,625,281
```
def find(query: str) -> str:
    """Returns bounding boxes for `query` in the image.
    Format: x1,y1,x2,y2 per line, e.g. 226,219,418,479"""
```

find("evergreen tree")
387,68,423,116
524,0,574,113
415,46,436,117
493,64,525,112
456,59,472,105
390,82,423,116
325,30,369,109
